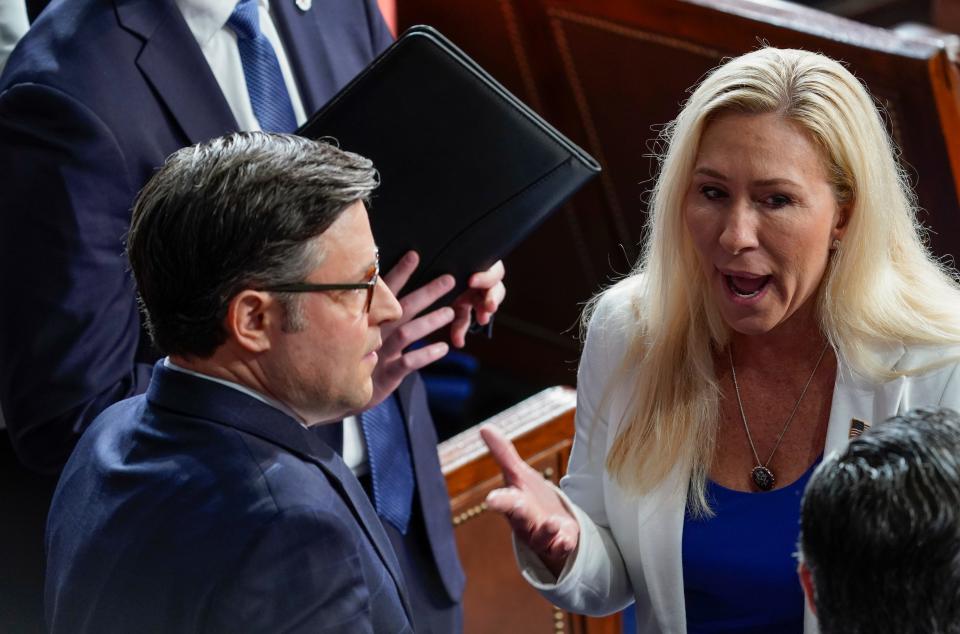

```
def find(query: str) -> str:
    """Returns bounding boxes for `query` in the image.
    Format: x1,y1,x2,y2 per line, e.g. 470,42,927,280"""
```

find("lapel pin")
849,418,871,439
295,0,311,12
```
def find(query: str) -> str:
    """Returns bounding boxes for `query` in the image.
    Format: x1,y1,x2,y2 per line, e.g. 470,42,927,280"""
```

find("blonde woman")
482,47,960,633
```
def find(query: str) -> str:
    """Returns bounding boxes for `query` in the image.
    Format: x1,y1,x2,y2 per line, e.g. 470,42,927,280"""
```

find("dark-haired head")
799,407,960,634
127,132,378,357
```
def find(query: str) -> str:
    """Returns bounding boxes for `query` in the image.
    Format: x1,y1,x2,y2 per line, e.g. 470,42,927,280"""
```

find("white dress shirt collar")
163,357,306,426
175,0,273,48
164,358,369,474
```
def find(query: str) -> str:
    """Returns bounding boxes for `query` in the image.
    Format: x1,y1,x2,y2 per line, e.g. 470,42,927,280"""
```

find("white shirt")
163,358,368,475
174,0,307,130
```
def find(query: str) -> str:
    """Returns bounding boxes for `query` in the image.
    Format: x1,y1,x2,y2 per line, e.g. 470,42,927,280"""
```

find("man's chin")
300,384,374,424
351,380,375,411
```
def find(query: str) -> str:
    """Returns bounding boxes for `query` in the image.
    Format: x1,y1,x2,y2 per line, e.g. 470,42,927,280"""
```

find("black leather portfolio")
297,25,601,298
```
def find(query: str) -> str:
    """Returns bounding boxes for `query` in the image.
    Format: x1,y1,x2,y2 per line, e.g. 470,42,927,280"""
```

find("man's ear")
225,290,279,353
797,560,817,615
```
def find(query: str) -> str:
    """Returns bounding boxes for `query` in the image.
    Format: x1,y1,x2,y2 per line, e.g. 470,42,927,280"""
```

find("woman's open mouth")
725,274,771,299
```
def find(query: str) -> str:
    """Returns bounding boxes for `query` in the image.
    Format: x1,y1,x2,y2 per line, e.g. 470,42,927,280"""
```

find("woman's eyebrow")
693,167,726,180
694,167,800,189
753,177,800,187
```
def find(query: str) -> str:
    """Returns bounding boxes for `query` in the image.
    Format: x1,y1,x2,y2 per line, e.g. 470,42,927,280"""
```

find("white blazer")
518,282,960,634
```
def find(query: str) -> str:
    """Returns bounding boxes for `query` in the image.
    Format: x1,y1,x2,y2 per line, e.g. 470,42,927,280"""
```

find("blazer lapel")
116,0,238,144
825,343,907,454
599,377,687,633
803,343,906,634
631,466,688,633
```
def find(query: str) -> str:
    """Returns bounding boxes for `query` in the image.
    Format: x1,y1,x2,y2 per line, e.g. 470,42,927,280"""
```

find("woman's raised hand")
480,426,580,578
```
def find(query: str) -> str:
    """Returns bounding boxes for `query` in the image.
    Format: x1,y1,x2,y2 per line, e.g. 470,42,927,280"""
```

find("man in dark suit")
47,132,418,632
0,0,501,630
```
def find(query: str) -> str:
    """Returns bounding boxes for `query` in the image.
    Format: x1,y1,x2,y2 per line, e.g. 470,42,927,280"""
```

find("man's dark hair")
799,407,960,634
127,132,378,357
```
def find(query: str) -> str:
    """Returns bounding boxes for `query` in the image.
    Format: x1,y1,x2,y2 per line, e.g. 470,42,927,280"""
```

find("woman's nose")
717,202,759,255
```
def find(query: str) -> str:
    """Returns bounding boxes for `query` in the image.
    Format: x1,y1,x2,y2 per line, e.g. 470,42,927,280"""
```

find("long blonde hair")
589,48,960,514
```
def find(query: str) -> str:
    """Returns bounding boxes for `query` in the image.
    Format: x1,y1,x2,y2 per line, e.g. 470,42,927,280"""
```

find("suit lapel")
116,0,238,144
270,0,329,114
395,376,417,446
299,433,416,624
147,364,414,624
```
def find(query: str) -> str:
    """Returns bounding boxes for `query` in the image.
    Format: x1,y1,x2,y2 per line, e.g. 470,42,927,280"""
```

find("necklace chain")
728,342,829,482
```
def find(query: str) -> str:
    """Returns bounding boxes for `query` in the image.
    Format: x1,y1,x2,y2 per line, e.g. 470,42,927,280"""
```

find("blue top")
682,459,819,633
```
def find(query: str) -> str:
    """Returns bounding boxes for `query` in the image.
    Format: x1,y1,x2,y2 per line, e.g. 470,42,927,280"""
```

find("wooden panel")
541,0,960,257
452,451,568,634
934,0,960,33
814,0,930,26
441,386,576,493
440,387,620,634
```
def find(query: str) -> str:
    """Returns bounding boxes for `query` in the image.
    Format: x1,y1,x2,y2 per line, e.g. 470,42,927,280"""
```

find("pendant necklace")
727,342,829,491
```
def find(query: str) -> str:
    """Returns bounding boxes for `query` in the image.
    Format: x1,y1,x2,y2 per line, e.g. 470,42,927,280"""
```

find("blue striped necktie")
227,0,297,133
361,395,415,535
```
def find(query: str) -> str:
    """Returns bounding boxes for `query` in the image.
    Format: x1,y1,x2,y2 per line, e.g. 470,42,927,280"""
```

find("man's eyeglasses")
259,257,379,314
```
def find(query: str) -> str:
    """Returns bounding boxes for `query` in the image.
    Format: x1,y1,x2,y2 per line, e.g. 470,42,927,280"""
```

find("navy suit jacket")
46,363,414,633
0,0,464,618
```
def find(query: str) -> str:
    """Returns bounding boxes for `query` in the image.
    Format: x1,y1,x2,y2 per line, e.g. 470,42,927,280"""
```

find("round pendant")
751,465,776,491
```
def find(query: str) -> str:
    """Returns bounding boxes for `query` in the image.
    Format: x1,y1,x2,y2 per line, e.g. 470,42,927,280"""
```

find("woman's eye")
764,194,792,209
700,185,726,201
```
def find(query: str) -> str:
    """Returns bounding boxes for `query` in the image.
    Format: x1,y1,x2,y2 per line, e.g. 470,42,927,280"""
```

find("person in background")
47,131,417,633
798,407,960,634
481,47,960,633
0,0,27,74
0,0,503,631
